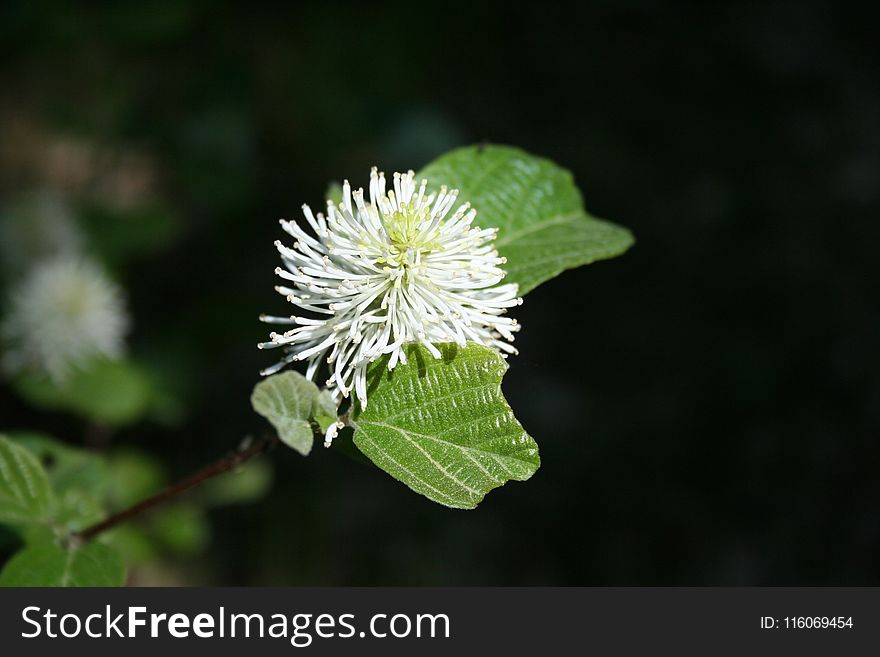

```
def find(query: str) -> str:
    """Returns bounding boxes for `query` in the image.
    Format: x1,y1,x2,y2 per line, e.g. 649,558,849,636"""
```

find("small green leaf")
12,432,109,495
6,435,109,539
198,459,273,507
106,448,166,508
419,144,634,295
53,489,107,533
0,541,125,587
13,359,154,426
148,504,210,556
0,435,54,525
251,371,320,455
325,181,344,206
103,525,158,565
312,389,339,433
352,343,540,509
17,490,106,544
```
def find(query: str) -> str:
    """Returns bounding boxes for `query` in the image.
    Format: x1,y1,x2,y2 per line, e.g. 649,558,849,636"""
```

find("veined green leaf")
0,541,125,587
11,432,109,495
251,371,320,455
352,343,539,509
0,435,53,525
419,144,633,295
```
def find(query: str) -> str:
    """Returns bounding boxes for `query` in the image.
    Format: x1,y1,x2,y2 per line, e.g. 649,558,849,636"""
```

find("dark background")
1,1,878,584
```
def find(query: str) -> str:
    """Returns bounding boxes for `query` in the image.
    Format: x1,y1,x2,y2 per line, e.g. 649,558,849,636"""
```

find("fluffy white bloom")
260,167,521,413
2,257,129,382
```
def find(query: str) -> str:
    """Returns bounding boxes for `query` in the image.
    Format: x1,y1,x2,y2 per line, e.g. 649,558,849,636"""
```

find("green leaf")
251,371,320,456
103,525,158,565
325,181,344,206
312,389,339,433
147,504,210,556
351,343,540,509
13,359,154,426
80,202,182,269
0,435,53,525
11,432,109,495
0,541,125,587
105,448,166,509
197,459,273,507
419,144,634,295
5,434,109,539
18,489,106,544
52,489,107,533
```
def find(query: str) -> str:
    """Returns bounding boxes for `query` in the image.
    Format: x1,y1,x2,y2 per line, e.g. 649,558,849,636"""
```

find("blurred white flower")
259,168,521,420
2,257,129,382
0,190,83,277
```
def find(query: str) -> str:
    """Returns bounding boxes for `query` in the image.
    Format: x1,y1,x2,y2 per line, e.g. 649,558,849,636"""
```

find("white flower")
259,167,521,412
2,257,129,382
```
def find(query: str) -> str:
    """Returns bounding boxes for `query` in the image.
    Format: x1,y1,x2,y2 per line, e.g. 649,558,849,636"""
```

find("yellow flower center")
378,203,439,271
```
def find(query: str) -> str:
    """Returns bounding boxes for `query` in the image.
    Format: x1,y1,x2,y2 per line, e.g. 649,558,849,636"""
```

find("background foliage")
1,1,878,584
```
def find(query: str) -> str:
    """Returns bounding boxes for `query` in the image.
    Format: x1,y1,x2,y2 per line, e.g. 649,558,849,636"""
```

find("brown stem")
74,434,280,543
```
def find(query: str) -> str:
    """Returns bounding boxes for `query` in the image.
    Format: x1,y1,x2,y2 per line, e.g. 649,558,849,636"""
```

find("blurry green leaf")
0,541,125,587
148,504,210,556
352,343,540,509
53,489,106,533
11,432,108,495
103,525,158,565
419,144,634,295
251,371,320,456
17,490,106,545
19,523,56,546
106,448,166,508
13,359,154,426
7,434,108,539
80,202,182,268
325,181,343,206
198,459,272,507
0,435,54,525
